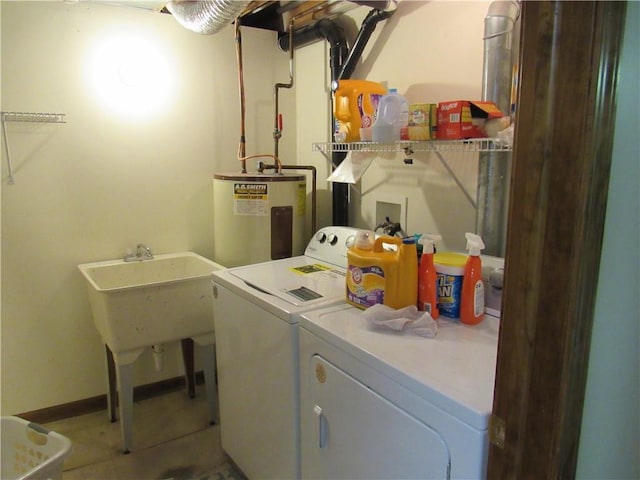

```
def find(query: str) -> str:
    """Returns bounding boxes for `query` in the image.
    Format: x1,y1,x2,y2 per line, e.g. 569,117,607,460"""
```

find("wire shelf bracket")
1,111,66,185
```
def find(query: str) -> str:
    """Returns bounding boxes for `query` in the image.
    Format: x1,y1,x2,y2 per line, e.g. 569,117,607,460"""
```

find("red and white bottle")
417,234,441,319
460,233,485,325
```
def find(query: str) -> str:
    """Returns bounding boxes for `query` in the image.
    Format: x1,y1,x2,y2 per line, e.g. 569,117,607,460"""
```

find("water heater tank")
213,173,307,267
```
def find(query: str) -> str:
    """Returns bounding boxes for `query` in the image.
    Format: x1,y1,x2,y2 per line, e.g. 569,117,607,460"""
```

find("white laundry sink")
78,252,225,355
78,251,225,454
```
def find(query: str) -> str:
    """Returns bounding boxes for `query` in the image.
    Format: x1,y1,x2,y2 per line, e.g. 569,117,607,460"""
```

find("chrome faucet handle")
136,244,153,258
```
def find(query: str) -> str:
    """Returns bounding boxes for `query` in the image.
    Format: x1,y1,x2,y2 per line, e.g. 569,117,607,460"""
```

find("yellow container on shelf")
346,233,418,310
334,80,387,142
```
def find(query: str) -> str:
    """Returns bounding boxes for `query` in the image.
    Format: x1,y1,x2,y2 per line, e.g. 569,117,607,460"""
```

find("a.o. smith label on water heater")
233,183,268,216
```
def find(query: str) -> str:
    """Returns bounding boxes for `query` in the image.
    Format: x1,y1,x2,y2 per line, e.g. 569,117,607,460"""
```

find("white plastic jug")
372,89,409,143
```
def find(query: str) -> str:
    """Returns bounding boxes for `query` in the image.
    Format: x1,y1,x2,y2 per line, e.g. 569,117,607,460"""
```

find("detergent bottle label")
436,272,463,319
358,93,383,128
346,264,385,308
473,279,485,316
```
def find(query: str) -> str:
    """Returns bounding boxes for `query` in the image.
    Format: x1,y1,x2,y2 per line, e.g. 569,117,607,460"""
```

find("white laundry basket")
1,416,72,480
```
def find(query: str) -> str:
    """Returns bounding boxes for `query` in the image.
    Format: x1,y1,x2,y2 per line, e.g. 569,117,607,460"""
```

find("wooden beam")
488,2,627,478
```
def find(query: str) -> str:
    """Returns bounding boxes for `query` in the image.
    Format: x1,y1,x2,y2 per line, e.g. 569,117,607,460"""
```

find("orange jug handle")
374,235,401,252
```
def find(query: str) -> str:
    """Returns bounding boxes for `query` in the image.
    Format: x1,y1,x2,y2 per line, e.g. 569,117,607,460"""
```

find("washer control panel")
305,226,363,267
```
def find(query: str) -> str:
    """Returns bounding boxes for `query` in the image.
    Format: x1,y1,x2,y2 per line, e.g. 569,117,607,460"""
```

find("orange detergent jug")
334,80,387,142
346,233,417,310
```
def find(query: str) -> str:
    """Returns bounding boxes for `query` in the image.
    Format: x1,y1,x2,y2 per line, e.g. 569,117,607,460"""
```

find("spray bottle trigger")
418,234,442,254
465,233,485,256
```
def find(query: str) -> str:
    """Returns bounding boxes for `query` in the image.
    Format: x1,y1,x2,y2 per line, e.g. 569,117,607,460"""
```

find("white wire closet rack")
312,138,512,154
313,138,512,209
1,111,67,184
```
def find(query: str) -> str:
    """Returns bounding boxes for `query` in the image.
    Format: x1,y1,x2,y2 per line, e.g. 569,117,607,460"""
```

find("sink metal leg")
181,338,196,399
105,345,118,423
117,362,135,454
197,342,218,424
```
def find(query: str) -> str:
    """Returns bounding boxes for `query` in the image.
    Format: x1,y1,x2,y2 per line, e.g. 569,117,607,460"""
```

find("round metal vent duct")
167,0,250,34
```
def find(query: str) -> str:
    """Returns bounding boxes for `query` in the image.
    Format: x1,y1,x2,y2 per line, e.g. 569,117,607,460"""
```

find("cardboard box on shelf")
408,103,437,141
436,100,504,140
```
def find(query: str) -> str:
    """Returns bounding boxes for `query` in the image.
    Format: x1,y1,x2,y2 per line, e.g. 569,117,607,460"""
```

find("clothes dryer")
211,226,362,480
298,304,500,479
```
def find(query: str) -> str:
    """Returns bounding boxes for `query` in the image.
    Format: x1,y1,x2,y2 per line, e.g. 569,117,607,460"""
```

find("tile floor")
43,386,244,480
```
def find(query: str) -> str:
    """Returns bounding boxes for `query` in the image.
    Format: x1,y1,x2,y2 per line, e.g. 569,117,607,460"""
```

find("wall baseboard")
17,371,205,425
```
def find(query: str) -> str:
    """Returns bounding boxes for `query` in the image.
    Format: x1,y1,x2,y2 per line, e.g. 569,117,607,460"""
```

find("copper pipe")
235,19,247,173
273,20,294,169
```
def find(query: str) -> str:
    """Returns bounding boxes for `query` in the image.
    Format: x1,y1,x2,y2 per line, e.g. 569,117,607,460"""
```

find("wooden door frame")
488,2,627,478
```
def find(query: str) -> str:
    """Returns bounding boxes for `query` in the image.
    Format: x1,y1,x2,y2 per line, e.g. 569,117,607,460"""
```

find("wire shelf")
1,111,66,123
1,111,67,185
312,138,512,154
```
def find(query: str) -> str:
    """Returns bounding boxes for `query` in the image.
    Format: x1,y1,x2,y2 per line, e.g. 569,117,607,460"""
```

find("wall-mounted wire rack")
1,111,66,124
312,138,512,154
312,138,512,209
1,111,67,184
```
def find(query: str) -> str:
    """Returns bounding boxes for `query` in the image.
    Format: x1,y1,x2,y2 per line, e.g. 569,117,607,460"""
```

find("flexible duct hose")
167,0,250,35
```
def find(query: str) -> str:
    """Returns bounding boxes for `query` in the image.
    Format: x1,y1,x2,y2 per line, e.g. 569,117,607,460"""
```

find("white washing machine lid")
212,255,347,315
213,226,363,312
228,256,346,307
299,304,499,430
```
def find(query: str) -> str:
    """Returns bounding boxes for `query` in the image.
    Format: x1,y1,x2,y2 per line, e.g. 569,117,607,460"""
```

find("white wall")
295,1,491,252
576,2,640,477
0,1,295,414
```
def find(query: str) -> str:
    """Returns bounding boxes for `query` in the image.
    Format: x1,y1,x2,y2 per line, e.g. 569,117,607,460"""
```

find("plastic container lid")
434,252,467,268
354,230,375,250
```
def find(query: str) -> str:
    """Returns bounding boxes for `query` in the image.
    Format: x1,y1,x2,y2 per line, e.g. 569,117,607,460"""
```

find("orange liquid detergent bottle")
346,233,417,310
418,234,441,318
333,80,387,142
460,233,486,325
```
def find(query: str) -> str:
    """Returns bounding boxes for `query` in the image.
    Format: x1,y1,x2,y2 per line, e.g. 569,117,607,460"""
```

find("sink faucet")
124,244,154,262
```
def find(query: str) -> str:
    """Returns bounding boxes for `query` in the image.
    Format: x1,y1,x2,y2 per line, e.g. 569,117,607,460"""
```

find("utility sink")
78,251,225,453
78,252,224,356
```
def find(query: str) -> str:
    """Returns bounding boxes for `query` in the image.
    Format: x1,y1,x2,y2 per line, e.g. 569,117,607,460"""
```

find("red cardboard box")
436,100,504,140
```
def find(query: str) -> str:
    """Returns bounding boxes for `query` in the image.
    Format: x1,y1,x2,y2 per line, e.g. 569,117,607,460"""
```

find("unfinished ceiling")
93,1,393,35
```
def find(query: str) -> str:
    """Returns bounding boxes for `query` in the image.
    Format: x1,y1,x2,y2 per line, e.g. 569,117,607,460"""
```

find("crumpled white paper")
363,304,438,338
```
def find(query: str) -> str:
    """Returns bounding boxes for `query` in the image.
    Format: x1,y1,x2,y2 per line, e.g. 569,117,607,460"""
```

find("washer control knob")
345,235,356,249
315,232,327,243
327,233,338,246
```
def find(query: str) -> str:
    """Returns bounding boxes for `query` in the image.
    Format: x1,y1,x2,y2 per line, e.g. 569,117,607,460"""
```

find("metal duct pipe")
477,0,520,256
482,1,520,113
166,0,250,35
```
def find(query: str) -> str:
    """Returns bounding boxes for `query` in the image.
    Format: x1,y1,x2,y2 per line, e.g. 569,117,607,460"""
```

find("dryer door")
304,354,451,479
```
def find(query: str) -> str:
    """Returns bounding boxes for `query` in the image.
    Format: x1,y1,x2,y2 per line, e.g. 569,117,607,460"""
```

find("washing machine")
211,226,363,480
298,304,500,479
